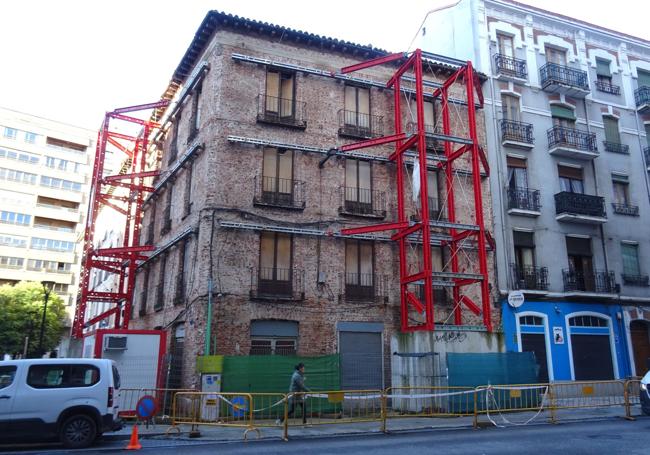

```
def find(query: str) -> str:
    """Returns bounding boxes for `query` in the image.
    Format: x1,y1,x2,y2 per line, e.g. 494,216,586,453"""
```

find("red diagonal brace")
107,131,138,142
340,52,407,74
406,291,425,314
391,223,422,241
83,307,120,328
340,132,410,153
96,245,155,256
387,52,418,88
477,146,490,176
106,137,133,157
388,134,419,161
341,221,409,236
452,229,477,243
112,100,170,114
401,271,428,284
460,295,482,316
103,171,160,181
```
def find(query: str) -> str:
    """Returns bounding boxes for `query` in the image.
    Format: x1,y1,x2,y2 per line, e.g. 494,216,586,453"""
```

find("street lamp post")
37,281,55,358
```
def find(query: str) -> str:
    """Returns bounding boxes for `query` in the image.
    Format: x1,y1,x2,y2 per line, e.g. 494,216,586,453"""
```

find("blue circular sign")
231,396,248,418
136,395,158,419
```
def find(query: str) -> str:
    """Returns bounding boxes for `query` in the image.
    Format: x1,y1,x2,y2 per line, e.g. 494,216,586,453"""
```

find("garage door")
569,315,614,380
630,320,650,376
521,333,549,383
339,331,383,390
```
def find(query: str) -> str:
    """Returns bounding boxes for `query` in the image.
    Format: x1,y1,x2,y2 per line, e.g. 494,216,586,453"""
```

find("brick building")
130,11,500,389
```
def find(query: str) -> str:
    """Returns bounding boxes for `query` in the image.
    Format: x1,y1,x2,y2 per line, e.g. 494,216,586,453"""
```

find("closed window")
569,315,608,327
260,232,292,282
558,165,584,194
27,364,100,388
344,86,370,129
596,58,612,85
507,156,528,190
621,243,641,276
603,116,621,144
545,47,567,66
501,94,520,122
250,338,297,355
345,158,372,208
3,127,17,139
345,239,374,296
497,33,514,58
266,69,295,118
551,105,576,128
520,315,543,326
0,366,17,389
612,175,630,205
514,231,535,269
262,148,293,202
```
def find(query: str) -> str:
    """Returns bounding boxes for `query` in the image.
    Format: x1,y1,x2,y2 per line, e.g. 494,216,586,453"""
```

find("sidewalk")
105,405,646,443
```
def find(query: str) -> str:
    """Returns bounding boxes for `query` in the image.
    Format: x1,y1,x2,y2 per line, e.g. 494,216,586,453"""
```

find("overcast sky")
1,0,647,130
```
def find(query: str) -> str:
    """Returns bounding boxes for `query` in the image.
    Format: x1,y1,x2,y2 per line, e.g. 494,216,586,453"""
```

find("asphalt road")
1,417,648,454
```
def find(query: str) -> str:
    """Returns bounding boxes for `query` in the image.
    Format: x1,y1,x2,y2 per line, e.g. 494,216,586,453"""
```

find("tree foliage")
0,281,67,357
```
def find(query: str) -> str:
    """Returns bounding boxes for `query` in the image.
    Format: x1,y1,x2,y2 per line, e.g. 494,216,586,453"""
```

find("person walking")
278,363,310,425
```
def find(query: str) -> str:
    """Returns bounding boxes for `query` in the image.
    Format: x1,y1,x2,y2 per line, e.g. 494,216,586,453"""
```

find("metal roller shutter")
339,331,383,390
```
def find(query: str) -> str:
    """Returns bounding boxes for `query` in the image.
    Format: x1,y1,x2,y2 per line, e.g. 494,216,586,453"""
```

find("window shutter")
596,59,612,77
603,117,620,143
513,231,535,248
566,237,592,256
550,105,576,120
638,70,650,88
506,156,527,168
558,165,583,180
621,243,640,276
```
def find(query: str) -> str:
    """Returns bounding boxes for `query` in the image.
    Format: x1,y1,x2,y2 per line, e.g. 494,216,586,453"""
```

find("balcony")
622,274,650,287
554,192,607,224
253,176,305,210
500,120,534,149
611,203,639,216
494,54,527,82
339,187,386,218
595,80,620,95
341,273,388,302
510,264,549,291
635,86,650,114
602,141,629,154
406,122,443,153
257,94,307,129
540,63,590,98
250,267,304,301
338,110,383,139
547,126,598,160
562,269,616,294
507,187,541,216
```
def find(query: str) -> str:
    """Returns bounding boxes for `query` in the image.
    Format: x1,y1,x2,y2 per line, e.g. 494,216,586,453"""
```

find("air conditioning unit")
104,336,128,351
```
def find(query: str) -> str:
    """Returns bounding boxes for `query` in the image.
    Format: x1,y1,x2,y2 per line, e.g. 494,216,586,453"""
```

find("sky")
1,0,647,130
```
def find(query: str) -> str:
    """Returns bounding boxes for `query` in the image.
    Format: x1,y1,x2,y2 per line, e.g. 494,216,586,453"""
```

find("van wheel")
60,414,97,449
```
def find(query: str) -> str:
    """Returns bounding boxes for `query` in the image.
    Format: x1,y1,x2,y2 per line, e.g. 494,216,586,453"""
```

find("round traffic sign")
136,395,158,420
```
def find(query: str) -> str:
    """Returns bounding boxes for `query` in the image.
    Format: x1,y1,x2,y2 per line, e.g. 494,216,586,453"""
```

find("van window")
0,366,17,389
112,365,121,389
27,364,100,389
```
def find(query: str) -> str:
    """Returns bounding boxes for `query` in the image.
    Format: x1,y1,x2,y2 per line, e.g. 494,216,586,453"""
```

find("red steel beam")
341,220,409,236
112,100,170,114
339,52,406,74
103,170,160,181
83,307,120,328
387,134,419,161
339,132,410,153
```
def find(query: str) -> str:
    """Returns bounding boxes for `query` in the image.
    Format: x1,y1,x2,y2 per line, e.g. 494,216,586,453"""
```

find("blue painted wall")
502,299,632,381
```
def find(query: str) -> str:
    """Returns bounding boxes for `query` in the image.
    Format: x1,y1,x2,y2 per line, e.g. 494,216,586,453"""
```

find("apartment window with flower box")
621,242,648,286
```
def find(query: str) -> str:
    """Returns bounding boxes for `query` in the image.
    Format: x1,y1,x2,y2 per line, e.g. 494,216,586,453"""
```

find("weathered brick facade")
130,12,497,389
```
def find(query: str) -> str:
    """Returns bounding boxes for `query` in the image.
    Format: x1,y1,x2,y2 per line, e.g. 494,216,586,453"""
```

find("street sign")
507,290,525,308
136,395,158,420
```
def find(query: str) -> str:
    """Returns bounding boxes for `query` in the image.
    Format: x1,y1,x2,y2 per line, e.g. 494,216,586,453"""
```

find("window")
638,69,650,89
612,175,630,206
0,147,39,164
27,364,100,388
596,58,613,85
259,232,293,295
24,132,37,144
190,83,202,138
345,239,374,299
0,256,24,268
646,124,650,149
262,148,293,205
426,170,441,219
569,315,608,327
39,176,81,191
155,253,167,311
250,320,298,355
0,366,17,389
551,105,576,128
423,101,436,133
183,162,193,216
501,94,520,122
621,243,641,277
603,116,621,144
265,69,295,118
139,266,150,316
3,127,17,139
558,165,584,194
566,236,594,291
30,237,74,252
146,201,156,244
545,47,567,66
176,239,191,304
250,338,297,355
520,315,543,326
507,156,528,190
0,167,37,185
0,211,31,225
161,186,172,234
514,231,535,270
0,234,27,248
168,113,181,163
497,33,514,58
344,85,370,130
344,158,372,214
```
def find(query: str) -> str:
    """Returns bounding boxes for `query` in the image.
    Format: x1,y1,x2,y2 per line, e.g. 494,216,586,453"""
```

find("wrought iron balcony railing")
406,122,442,151
257,94,307,129
494,54,528,79
250,267,305,300
540,63,589,91
622,274,650,287
341,273,388,302
555,192,605,218
338,109,383,139
611,203,639,216
340,186,386,217
595,79,621,95
547,126,598,152
634,86,650,107
500,119,534,145
602,141,629,154
253,176,306,209
562,269,616,293
644,146,650,164
510,264,549,291
507,187,541,212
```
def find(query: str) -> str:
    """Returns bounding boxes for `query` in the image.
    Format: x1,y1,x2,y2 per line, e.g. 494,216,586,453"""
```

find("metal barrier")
117,388,195,422
624,378,641,419
386,386,476,418
550,380,627,411
287,390,384,429
474,383,552,427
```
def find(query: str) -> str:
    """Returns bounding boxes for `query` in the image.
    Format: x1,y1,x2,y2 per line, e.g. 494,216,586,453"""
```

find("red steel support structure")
339,50,492,332
72,101,168,338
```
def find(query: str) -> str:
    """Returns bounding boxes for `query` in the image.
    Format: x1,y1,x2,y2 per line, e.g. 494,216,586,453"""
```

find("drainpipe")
205,278,213,356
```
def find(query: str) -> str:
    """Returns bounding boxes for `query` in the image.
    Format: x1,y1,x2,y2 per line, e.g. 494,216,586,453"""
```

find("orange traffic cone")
125,424,142,450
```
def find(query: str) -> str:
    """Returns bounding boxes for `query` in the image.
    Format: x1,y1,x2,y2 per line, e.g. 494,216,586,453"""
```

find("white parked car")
641,370,650,416
0,358,122,448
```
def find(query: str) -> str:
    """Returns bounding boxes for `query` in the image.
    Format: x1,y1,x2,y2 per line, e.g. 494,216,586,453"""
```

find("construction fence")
147,378,645,440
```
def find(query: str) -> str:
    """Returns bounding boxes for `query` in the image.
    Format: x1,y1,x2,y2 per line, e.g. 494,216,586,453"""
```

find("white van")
0,358,122,448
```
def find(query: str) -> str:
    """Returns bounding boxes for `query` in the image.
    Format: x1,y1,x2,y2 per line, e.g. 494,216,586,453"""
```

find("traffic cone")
125,424,142,450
